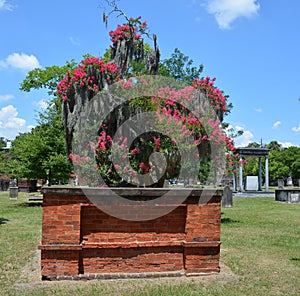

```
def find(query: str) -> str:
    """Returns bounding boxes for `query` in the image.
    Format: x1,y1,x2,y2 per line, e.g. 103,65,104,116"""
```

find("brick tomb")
39,187,222,280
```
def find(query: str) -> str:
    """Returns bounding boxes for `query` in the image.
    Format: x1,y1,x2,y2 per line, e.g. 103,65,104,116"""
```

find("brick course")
39,187,222,280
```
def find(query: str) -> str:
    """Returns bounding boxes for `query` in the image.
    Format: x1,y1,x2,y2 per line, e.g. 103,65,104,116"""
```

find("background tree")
8,113,71,184
20,61,77,96
159,48,204,84
280,146,300,179
268,150,290,180
0,137,7,148
266,141,282,151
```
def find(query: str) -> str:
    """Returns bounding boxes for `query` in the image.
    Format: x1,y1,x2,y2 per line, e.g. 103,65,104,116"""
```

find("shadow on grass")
0,218,9,225
221,213,239,224
290,258,300,267
17,202,43,208
221,217,239,224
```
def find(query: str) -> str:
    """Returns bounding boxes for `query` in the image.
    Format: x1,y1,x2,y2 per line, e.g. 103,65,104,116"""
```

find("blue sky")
0,0,299,148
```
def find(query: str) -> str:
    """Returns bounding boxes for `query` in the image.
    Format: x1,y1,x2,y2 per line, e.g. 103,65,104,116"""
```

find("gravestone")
286,176,293,186
245,176,258,191
275,189,300,204
9,179,18,200
278,179,284,189
222,185,233,208
289,192,300,203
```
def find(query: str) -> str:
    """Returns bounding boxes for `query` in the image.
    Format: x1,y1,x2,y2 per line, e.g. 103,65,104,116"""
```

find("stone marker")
287,176,293,186
289,193,300,203
278,179,284,189
9,179,18,200
222,185,233,208
245,176,258,191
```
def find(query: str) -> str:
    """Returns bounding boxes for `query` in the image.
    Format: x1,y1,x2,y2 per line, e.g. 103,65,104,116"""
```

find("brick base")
39,188,222,279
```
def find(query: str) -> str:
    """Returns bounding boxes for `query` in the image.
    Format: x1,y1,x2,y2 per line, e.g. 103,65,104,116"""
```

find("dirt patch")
15,249,241,292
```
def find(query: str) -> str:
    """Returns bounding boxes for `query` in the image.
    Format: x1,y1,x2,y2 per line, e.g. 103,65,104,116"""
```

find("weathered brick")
39,187,222,279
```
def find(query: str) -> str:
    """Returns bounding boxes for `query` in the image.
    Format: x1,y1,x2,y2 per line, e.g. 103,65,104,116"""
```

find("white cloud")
272,121,281,129
0,52,40,70
255,108,262,113
279,142,294,148
0,94,14,103
0,0,14,11
33,99,49,110
227,125,254,147
206,0,260,29
0,105,30,139
292,124,300,132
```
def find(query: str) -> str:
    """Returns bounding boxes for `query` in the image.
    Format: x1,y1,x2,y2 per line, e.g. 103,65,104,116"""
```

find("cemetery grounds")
0,191,299,296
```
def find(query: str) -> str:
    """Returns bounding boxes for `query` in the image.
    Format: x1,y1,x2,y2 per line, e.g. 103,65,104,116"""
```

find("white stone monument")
245,176,258,191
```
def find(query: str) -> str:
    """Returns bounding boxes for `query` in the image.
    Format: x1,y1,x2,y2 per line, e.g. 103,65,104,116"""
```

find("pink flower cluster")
139,162,151,173
192,77,227,111
109,16,147,44
69,154,89,164
153,83,230,146
226,152,247,173
57,57,119,101
96,132,113,151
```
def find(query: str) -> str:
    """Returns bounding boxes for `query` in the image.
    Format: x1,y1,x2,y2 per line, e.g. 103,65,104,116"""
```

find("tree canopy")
4,100,72,183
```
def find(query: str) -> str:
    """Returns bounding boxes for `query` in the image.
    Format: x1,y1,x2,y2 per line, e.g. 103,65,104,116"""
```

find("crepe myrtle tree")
57,3,240,187
19,1,241,187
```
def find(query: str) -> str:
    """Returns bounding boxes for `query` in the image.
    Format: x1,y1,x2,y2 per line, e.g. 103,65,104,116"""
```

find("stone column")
232,164,237,192
239,156,243,192
233,172,237,192
258,157,262,191
265,155,269,192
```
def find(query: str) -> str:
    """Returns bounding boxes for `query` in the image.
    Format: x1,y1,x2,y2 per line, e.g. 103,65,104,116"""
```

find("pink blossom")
139,162,151,172
153,136,161,151
81,157,89,162
130,147,140,155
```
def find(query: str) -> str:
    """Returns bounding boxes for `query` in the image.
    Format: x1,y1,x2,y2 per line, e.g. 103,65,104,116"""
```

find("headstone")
245,176,258,191
286,176,293,186
278,179,284,189
222,185,233,208
288,193,300,203
9,179,18,200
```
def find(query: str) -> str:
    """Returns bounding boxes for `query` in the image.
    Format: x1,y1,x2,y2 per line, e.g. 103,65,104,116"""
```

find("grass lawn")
0,191,299,295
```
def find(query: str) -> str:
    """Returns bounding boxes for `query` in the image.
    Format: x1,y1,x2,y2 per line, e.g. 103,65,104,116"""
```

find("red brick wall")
39,188,222,280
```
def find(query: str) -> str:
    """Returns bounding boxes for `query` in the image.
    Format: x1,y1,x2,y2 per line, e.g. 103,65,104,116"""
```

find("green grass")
0,192,299,295
220,198,300,296
0,192,42,296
